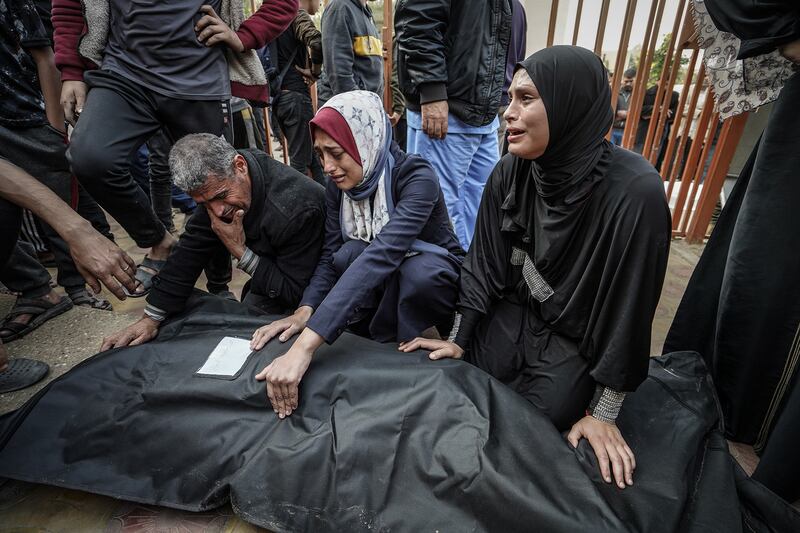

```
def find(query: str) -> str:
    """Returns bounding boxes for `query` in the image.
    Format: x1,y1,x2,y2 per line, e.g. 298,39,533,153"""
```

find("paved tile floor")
0,215,761,531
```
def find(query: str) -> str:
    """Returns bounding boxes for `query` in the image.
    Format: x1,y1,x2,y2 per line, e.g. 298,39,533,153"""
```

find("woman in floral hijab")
251,90,464,419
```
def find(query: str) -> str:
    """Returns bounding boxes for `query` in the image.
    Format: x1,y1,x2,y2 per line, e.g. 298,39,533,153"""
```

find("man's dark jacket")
395,0,512,127
148,150,326,314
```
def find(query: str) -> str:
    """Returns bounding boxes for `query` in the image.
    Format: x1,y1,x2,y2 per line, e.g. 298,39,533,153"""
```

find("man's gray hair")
169,133,238,193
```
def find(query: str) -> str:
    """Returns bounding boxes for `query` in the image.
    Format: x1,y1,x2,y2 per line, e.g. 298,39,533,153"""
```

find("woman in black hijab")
401,46,671,489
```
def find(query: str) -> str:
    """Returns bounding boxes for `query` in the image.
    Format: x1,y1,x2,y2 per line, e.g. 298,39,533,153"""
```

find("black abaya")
664,3,800,449
453,47,672,427
665,0,800,503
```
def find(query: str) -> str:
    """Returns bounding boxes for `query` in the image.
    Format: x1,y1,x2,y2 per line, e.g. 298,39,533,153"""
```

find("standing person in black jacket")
395,0,512,250
100,134,326,350
274,0,325,185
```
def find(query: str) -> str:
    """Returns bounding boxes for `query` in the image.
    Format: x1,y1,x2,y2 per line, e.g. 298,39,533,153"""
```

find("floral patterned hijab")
311,90,395,241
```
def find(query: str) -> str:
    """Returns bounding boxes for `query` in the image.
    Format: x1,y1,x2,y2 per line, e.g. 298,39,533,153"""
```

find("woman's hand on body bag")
567,416,636,489
250,306,313,350
254,327,323,418
398,338,464,360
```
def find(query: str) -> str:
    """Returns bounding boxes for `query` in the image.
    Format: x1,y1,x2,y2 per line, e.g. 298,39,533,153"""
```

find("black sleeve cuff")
452,308,482,352
419,82,448,105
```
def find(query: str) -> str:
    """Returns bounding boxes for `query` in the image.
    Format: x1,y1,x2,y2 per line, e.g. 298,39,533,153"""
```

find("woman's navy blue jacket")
301,143,464,342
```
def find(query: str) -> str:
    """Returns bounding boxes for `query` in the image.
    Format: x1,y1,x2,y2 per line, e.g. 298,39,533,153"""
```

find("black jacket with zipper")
395,0,512,127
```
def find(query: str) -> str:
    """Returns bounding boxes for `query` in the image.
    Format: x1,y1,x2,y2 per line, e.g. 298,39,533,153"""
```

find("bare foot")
7,289,62,328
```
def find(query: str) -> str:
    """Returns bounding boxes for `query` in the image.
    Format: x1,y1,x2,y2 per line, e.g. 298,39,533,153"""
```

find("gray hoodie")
316,0,384,105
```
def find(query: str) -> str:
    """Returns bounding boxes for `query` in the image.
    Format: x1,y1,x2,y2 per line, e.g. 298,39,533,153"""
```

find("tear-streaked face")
313,130,364,191
190,154,252,222
504,69,550,160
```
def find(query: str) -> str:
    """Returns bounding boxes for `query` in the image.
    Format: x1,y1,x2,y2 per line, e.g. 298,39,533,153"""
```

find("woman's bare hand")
398,338,464,360
567,416,636,489
250,306,313,350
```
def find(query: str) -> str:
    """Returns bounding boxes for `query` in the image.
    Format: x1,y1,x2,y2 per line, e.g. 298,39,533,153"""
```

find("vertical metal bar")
621,0,662,147
609,0,639,112
571,0,584,46
310,81,318,114
263,108,275,156
660,49,698,188
594,0,612,55
281,132,290,165
685,113,748,242
643,0,687,163
649,39,688,167
624,0,667,150
671,87,713,230
679,112,719,233
666,63,705,198
547,0,560,47
382,0,394,113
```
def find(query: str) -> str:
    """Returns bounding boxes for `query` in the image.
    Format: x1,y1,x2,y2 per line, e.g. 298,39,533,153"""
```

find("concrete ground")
0,226,759,531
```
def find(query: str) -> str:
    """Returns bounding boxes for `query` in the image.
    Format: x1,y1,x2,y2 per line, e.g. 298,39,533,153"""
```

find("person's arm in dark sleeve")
300,181,345,310
294,10,323,76
237,0,299,51
148,209,226,315
452,159,512,350
391,54,406,117
247,207,326,310
395,0,450,104
704,0,800,59
13,1,64,131
321,2,357,94
305,161,439,343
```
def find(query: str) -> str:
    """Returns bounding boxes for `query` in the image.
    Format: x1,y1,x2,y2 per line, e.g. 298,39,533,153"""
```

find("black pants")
0,123,108,298
232,105,265,151
0,194,23,274
68,70,232,248
467,297,595,431
129,130,174,232
394,116,407,152
274,91,324,185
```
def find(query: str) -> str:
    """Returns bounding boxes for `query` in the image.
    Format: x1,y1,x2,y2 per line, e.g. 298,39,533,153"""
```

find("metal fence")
546,0,746,242
257,0,741,242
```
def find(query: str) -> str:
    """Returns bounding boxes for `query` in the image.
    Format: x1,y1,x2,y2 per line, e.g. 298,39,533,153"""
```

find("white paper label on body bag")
196,336,253,377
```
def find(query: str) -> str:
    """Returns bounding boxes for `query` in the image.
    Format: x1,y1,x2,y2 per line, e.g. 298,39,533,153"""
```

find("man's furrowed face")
190,154,252,222
621,75,635,92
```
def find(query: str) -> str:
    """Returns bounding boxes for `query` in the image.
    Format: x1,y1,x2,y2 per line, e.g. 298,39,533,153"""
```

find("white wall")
521,0,683,62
